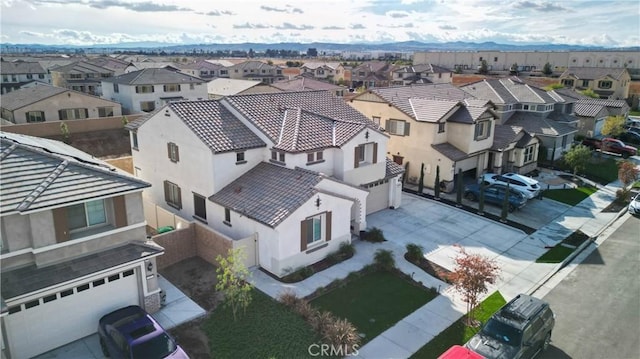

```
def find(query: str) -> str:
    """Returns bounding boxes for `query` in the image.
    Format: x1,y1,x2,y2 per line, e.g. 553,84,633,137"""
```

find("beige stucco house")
559,67,631,100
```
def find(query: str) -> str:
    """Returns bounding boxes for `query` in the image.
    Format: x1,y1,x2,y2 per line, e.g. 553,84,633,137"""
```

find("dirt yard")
160,257,222,359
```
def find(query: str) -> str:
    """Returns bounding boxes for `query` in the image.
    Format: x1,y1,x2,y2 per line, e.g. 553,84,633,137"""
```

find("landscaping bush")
338,241,355,258
308,311,335,332
406,243,424,262
277,290,301,308
320,317,361,348
363,227,386,242
294,300,318,321
374,249,396,270
325,251,341,265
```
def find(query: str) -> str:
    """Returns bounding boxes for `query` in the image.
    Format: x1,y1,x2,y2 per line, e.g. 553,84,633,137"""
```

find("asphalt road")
539,214,640,359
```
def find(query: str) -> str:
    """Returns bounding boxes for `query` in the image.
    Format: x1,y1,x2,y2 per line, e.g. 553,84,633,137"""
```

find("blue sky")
1,0,638,47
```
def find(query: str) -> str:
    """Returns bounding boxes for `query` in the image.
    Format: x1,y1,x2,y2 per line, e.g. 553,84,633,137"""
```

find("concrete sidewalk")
250,180,626,359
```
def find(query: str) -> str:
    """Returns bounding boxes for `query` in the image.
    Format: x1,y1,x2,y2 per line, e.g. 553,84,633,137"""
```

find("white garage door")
4,268,140,359
366,180,390,214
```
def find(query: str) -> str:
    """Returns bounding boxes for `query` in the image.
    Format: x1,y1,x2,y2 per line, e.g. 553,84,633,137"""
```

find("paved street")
540,214,640,359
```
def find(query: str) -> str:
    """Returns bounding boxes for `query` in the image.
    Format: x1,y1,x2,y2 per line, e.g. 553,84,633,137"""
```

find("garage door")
4,268,140,359
366,180,390,214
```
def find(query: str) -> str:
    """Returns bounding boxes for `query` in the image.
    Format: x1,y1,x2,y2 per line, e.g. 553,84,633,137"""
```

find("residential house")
461,77,577,162
572,98,630,137
207,78,280,99
351,61,393,89
227,61,285,84
0,84,122,123
101,68,207,114
124,61,182,74
177,59,227,80
0,60,50,94
271,76,345,97
127,91,403,277
348,84,538,190
86,56,129,76
50,61,114,96
559,67,631,100
299,62,346,83
390,64,453,86
0,132,163,359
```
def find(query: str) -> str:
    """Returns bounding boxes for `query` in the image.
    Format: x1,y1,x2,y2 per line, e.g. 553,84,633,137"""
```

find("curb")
528,206,629,296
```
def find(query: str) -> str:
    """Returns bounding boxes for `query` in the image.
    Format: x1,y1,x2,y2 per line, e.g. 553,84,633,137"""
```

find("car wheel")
100,338,110,357
542,332,551,351
465,192,477,201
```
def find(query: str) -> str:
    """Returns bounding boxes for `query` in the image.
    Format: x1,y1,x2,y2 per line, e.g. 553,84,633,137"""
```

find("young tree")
500,183,511,222
434,165,441,200
601,115,626,137
618,160,640,192
580,88,599,98
564,144,592,177
509,63,519,75
542,62,553,76
418,163,425,194
447,246,500,326
478,60,489,75
215,248,253,321
456,168,463,207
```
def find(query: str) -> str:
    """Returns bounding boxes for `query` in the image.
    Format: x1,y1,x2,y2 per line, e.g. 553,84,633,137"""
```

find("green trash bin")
157,226,175,234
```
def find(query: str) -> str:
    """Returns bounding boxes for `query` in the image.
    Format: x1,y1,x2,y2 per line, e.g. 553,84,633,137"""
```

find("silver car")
481,173,541,199
629,193,640,216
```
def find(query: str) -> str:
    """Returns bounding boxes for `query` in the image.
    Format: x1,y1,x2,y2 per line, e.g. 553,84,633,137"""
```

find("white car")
481,172,541,199
629,193,640,216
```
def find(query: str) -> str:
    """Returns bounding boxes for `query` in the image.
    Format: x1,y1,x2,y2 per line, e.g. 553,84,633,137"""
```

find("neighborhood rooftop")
102,67,206,85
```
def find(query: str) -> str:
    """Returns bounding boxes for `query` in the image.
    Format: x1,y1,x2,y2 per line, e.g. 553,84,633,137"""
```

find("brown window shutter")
354,146,360,168
113,195,127,228
52,207,69,243
175,144,179,162
163,180,170,202
167,143,171,159
325,211,332,241
300,219,308,251
404,122,410,136
176,186,182,209
373,143,378,164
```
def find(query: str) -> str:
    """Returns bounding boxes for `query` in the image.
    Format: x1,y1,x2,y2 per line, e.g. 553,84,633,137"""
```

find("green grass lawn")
542,186,598,205
310,270,438,344
411,291,507,359
537,230,589,263
554,157,619,185
203,289,320,359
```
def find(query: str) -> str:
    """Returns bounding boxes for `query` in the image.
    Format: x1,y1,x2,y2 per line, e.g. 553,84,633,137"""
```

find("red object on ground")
438,345,485,359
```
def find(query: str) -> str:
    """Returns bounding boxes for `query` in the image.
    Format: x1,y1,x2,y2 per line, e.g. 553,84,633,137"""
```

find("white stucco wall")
103,82,208,114
341,129,388,185
10,91,122,123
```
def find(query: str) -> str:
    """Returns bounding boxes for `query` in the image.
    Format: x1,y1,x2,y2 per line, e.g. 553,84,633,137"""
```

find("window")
494,57,498,62
474,120,491,140
135,85,154,93
581,80,589,87
598,80,612,89
190,83,195,90
522,104,530,111
113,83,119,93
167,142,179,162
372,116,381,125
307,151,324,164
479,57,483,61
236,151,246,164
193,193,207,221
271,150,285,163
561,79,574,87
132,132,138,149
524,145,535,163
561,135,568,148
140,101,155,112
164,181,182,209
354,142,378,168
27,74,33,79
2,75,8,82
26,111,45,123
300,212,331,251
224,208,231,225
163,84,180,92
220,70,228,75
98,107,113,117
385,119,410,136
438,122,445,133
70,73,82,79
58,108,88,120
67,199,107,231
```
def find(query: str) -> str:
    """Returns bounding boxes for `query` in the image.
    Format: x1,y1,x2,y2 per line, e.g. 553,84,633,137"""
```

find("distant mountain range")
1,41,637,54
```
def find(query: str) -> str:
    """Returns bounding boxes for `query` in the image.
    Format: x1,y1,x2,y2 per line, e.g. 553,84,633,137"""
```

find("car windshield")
481,318,522,346
131,333,177,359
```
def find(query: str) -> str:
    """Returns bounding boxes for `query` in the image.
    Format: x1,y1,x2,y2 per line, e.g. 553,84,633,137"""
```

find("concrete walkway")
250,179,626,359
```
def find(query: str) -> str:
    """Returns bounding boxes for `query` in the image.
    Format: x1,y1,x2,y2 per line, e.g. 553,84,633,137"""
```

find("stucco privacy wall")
0,115,144,137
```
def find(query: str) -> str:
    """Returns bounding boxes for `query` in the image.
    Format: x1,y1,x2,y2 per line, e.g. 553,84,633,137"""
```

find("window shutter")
113,195,127,228
52,207,69,243
176,186,182,209
373,143,378,164
300,219,308,251
163,180,170,202
325,212,332,241
354,146,360,168
385,119,391,132
474,123,479,138
404,122,410,136
487,122,492,137
175,144,180,162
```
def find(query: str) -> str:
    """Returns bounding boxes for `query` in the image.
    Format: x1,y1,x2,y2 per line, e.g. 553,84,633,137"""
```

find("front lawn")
310,269,438,344
542,186,598,206
553,157,619,185
411,291,507,359
536,230,589,263
203,289,320,358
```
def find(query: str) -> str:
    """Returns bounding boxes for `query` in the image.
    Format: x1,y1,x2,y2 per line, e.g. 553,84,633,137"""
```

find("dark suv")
465,294,555,359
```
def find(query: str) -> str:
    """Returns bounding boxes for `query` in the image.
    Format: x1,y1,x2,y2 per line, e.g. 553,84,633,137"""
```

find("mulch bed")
602,200,628,213
404,253,453,284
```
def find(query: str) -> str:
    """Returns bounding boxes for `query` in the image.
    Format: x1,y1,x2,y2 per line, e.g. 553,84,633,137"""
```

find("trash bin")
157,226,175,234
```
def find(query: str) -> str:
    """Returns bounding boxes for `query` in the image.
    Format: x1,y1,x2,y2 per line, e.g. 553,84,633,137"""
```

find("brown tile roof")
491,125,524,151
431,142,469,161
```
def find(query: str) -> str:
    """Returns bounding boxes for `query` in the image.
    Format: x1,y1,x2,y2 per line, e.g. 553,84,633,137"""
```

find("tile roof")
1,242,162,299
103,68,206,85
492,125,524,151
461,78,555,104
385,158,405,178
0,85,67,110
368,83,472,118
166,100,266,153
301,62,342,70
431,143,469,161
50,61,113,75
0,132,150,214
504,112,577,137
177,59,225,71
573,99,629,117
447,105,493,124
224,90,379,145
547,88,590,102
0,61,47,75
353,61,391,73
409,98,460,122
271,77,342,92
209,162,323,228
560,67,629,80
229,60,282,71
207,78,264,96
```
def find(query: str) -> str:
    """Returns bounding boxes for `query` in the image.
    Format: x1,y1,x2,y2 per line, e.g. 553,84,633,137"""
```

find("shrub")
374,249,396,270
364,227,385,242
325,251,341,265
277,290,300,307
293,299,317,321
321,317,361,348
308,311,335,332
616,189,631,203
406,243,424,262
338,241,355,258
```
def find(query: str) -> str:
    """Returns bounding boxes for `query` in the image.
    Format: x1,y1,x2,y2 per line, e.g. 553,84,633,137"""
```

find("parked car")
617,131,640,146
98,305,189,359
465,294,555,359
464,183,527,212
629,193,640,216
438,345,484,359
481,173,541,199
581,137,638,158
